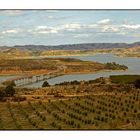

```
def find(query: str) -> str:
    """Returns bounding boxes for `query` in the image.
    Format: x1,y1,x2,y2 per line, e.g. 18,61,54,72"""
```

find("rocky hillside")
0,42,140,58
0,48,32,59
114,45,140,57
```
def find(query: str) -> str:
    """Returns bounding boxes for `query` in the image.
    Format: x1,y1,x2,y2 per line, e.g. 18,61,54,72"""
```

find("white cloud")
122,24,140,29
97,19,111,25
31,23,82,35
30,26,58,35
37,30,58,34
35,26,49,30
23,20,140,37
2,29,20,34
29,22,118,36
59,23,82,31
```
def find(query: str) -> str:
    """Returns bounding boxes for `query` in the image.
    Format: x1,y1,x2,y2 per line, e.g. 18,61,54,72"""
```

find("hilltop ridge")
0,42,140,58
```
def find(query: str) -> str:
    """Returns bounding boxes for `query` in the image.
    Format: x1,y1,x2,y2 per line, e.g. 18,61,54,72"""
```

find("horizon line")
0,41,140,47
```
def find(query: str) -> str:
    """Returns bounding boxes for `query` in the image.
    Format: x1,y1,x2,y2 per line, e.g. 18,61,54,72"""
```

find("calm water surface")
0,75,21,83
24,54,140,88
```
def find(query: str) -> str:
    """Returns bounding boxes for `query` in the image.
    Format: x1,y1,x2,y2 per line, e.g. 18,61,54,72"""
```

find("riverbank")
0,56,128,87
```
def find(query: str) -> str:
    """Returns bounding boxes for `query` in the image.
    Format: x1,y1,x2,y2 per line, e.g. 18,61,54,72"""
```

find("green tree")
134,79,140,88
10,81,16,86
42,81,50,87
4,85,15,97
0,90,4,101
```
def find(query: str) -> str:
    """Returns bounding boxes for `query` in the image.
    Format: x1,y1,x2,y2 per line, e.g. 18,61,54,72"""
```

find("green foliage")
110,75,140,84
42,81,50,87
0,90,4,101
0,85,15,100
55,80,80,86
105,62,128,70
9,81,16,86
0,85,140,129
4,85,15,97
58,58,82,62
134,79,140,88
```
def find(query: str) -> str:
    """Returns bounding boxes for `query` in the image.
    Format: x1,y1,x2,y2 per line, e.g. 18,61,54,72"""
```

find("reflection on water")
24,54,140,88
0,75,21,83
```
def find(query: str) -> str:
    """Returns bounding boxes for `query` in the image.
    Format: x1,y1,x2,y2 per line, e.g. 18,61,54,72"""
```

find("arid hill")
0,48,32,59
0,42,140,58
0,58,127,75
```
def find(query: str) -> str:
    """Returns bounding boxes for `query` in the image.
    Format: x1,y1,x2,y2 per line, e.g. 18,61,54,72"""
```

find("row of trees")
41,78,140,88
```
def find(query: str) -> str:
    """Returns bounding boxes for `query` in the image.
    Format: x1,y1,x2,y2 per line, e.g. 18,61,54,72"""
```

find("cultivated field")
110,75,140,84
0,82,140,130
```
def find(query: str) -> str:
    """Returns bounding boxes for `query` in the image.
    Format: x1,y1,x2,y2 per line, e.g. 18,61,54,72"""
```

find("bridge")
9,70,64,87
2,65,67,87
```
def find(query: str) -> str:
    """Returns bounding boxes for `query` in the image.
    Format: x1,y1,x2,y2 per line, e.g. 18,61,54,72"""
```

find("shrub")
92,109,95,113
70,120,74,126
95,121,99,127
77,123,81,128
12,96,26,102
131,105,134,109
42,81,50,87
105,113,108,117
42,116,46,121
112,115,115,120
32,122,37,127
4,85,15,97
126,119,130,123
101,117,104,122
62,110,65,113
0,90,5,101
134,79,140,88
126,108,129,112
58,125,62,130
134,109,137,113
84,112,88,116
97,116,100,121
123,112,127,116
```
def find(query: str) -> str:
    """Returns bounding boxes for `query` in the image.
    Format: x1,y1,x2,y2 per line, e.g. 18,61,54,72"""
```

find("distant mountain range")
0,42,140,58
1,42,140,50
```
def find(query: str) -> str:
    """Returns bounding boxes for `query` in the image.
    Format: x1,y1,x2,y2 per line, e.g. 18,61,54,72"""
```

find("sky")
0,10,140,46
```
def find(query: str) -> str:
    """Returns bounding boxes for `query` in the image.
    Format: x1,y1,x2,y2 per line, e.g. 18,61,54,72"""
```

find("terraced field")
0,90,140,130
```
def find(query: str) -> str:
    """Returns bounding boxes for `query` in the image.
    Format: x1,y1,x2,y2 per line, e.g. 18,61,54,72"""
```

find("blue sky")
0,10,140,46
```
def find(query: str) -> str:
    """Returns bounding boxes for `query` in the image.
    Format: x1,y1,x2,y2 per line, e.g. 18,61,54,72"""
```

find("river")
23,54,140,88
0,54,140,88
0,75,21,83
